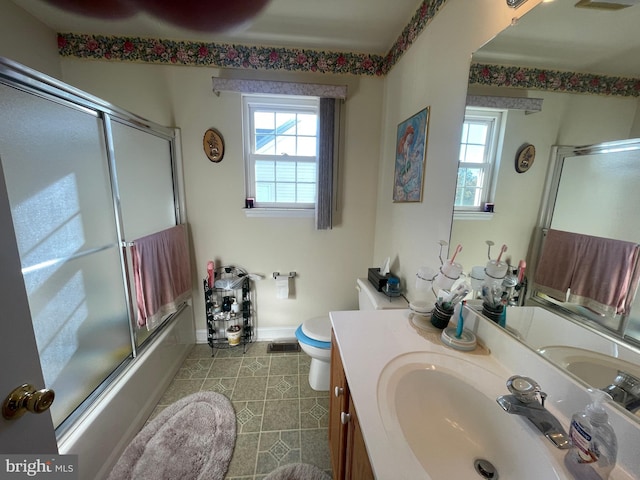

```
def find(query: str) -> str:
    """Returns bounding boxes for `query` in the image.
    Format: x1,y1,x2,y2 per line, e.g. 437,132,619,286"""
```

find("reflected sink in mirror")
475,305,640,419
537,346,640,389
537,345,640,418
486,306,640,377
377,352,567,479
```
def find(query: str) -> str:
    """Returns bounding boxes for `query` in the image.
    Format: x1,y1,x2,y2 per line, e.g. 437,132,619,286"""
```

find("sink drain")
474,459,498,479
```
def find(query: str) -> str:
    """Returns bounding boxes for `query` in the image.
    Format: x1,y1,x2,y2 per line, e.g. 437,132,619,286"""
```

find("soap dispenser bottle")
564,389,617,480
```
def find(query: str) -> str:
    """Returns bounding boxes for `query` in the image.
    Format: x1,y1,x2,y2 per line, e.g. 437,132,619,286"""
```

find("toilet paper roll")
276,276,289,299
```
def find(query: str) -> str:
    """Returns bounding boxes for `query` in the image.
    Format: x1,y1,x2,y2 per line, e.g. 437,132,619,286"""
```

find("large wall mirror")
450,0,640,421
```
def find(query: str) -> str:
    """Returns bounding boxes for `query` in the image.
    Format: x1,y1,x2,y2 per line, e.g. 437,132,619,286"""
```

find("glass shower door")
109,119,178,347
0,82,133,428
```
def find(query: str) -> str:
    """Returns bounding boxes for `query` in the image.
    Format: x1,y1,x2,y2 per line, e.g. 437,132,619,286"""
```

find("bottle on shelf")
222,296,232,312
231,298,240,313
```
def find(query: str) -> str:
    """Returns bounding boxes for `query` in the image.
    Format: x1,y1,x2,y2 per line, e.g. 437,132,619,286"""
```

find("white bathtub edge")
58,304,195,480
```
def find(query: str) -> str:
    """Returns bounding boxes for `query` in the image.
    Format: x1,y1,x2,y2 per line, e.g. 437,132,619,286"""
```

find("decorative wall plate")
203,128,224,162
515,143,535,173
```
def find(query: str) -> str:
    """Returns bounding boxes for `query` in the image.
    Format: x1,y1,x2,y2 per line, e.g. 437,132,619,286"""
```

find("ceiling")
11,0,423,55
10,0,640,78
474,0,640,78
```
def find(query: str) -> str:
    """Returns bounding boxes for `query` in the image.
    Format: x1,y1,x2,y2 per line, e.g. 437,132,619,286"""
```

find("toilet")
296,277,408,391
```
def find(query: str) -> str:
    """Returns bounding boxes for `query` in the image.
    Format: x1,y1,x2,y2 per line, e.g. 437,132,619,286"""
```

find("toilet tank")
356,277,409,310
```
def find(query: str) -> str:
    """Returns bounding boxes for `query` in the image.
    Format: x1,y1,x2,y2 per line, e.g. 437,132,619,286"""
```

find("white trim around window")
242,94,320,214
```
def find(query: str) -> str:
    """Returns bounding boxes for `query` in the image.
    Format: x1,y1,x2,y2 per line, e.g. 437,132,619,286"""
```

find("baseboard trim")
196,326,297,344
195,329,208,344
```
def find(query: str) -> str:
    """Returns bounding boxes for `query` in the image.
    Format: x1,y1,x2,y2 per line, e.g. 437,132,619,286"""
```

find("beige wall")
0,0,61,78
59,60,384,335
373,0,541,304
451,87,640,273
1,0,543,335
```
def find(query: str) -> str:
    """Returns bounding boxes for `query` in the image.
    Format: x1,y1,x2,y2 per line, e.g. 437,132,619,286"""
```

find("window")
243,95,319,211
455,108,506,213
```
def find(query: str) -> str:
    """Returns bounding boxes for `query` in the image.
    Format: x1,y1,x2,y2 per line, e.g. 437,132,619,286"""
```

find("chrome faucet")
602,370,640,413
496,375,571,449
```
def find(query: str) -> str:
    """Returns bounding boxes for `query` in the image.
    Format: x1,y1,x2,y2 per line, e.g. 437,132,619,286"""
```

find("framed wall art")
515,143,535,173
393,106,430,202
203,128,225,162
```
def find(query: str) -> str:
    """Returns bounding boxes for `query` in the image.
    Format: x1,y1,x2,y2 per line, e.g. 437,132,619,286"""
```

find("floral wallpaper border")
381,0,447,75
58,33,386,75
57,0,448,76
469,63,640,98
56,0,640,97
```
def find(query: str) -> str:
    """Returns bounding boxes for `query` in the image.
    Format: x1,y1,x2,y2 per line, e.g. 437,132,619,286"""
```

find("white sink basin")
538,345,640,389
377,352,567,479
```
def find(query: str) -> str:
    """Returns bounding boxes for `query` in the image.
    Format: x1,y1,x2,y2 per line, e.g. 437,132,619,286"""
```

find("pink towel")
533,230,579,303
535,229,640,315
131,224,192,330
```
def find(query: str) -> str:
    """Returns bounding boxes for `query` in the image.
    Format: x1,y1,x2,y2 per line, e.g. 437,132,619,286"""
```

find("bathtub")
57,303,195,480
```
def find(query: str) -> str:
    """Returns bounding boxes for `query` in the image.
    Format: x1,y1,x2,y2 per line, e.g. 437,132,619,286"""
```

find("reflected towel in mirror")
534,229,640,316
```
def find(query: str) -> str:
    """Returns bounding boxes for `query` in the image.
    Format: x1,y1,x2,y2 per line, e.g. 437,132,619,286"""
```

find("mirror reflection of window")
455,108,506,212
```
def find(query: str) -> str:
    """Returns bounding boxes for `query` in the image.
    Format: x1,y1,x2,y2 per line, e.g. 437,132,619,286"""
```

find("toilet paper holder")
273,271,296,279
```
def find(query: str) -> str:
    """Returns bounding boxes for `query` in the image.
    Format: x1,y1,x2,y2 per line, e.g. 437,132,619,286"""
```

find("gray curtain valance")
466,94,542,113
212,77,347,99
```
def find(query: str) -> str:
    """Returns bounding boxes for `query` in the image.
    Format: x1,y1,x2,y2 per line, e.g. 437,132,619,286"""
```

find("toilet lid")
301,316,331,343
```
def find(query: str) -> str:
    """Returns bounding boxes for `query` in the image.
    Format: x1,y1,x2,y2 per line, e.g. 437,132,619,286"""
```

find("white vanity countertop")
330,308,640,480
330,309,513,480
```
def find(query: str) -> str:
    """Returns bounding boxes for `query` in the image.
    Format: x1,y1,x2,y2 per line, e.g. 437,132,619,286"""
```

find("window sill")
244,208,314,218
453,211,494,221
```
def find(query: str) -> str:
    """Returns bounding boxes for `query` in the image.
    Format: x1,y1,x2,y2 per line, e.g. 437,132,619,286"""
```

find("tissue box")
368,268,390,292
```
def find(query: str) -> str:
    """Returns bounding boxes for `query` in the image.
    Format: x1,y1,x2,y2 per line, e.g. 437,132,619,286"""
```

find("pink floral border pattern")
57,0,448,76
470,63,640,97
57,33,386,75
382,0,447,75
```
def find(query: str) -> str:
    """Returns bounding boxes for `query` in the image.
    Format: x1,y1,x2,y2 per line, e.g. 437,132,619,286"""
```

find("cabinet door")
345,398,375,480
329,331,349,479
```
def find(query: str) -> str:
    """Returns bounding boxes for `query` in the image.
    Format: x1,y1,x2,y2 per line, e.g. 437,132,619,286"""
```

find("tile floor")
148,341,333,480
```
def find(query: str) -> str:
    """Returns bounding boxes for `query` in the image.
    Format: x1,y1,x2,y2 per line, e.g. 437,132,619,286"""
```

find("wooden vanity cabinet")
329,331,374,480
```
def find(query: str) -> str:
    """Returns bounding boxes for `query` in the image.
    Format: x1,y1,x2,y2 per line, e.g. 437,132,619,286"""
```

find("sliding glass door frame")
0,56,185,436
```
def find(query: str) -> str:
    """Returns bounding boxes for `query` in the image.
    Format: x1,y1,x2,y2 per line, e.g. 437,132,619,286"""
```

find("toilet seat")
296,315,331,350
301,316,331,343
295,326,330,349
